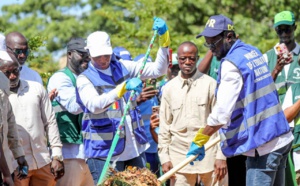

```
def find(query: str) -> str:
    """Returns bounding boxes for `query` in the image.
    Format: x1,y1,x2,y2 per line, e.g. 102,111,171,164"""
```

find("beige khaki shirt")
9,80,62,170
0,72,24,173
158,71,225,174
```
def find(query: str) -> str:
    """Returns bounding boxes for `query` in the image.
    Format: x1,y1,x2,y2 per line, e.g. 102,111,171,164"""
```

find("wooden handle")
157,136,221,183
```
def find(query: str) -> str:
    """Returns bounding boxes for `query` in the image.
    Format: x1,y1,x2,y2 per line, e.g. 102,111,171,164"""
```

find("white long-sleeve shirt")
207,61,293,157
77,47,169,161
10,80,62,170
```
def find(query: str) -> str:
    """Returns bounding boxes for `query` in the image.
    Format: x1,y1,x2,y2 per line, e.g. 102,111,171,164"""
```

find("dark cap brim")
68,48,87,53
273,20,295,28
196,29,224,38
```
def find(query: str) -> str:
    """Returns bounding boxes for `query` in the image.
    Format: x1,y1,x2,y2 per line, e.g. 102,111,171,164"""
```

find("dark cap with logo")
196,15,234,38
67,37,87,53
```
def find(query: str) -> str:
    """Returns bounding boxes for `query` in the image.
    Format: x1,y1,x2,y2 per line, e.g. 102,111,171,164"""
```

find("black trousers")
227,155,247,186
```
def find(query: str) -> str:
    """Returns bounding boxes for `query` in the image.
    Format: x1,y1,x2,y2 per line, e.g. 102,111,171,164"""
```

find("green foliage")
1,0,300,69
27,35,47,61
27,35,59,84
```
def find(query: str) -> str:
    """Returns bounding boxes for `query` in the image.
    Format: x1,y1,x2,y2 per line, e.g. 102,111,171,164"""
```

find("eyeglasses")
204,37,223,49
275,27,293,35
7,46,30,56
1,66,22,77
72,50,89,59
177,56,198,62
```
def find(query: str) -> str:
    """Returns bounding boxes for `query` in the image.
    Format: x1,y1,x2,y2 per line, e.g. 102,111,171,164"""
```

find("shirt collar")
178,70,204,89
16,79,28,93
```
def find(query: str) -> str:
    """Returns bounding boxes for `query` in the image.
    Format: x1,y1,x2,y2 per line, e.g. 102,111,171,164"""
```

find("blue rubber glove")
152,17,168,35
125,78,143,93
152,17,170,47
186,142,205,165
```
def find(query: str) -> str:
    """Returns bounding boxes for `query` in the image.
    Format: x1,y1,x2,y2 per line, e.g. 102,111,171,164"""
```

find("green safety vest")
50,67,83,144
208,56,220,80
266,48,300,103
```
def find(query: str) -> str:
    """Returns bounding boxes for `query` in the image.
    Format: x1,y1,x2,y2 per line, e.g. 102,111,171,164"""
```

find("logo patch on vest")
293,68,300,79
109,101,119,110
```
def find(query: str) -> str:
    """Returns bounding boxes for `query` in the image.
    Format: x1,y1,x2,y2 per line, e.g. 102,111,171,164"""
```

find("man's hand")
116,78,143,98
48,88,58,101
152,17,170,47
136,86,158,104
275,53,293,71
186,142,205,165
150,113,159,143
150,114,159,130
272,53,293,81
214,159,227,181
16,156,28,180
162,161,175,179
50,159,64,180
3,176,14,186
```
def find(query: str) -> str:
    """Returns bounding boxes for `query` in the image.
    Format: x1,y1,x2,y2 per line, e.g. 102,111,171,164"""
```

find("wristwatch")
52,155,64,162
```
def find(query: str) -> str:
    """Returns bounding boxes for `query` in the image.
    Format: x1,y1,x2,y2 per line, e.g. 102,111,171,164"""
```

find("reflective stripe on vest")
83,110,123,120
52,104,67,113
82,130,125,141
220,103,282,140
235,83,277,109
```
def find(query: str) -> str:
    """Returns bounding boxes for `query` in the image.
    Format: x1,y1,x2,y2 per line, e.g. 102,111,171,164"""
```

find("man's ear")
226,32,233,42
67,51,72,60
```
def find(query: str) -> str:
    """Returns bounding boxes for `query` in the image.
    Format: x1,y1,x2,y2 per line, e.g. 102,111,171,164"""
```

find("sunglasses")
72,50,89,59
275,27,293,35
1,66,22,77
7,46,30,56
204,37,223,49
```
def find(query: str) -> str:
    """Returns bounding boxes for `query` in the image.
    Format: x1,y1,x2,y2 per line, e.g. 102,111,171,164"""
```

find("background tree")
1,0,300,79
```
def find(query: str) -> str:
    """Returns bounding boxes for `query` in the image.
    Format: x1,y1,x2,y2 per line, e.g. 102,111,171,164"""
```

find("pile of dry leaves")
101,166,161,186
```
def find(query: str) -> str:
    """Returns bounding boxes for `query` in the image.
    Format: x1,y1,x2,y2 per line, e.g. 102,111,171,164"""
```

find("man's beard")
10,79,20,88
69,56,86,75
216,42,231,61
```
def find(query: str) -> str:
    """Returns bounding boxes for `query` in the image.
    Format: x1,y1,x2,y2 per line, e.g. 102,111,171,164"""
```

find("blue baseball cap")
113,46,132,60
133,54,153,62
196,15,234,38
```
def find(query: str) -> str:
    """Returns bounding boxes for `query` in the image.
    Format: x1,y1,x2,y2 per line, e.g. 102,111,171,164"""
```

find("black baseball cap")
67,37,87,53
